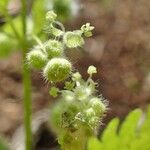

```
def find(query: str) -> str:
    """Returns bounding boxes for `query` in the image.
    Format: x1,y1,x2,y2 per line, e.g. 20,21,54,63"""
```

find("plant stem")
21,0,32,149
61,129,87,150
22,57,32,150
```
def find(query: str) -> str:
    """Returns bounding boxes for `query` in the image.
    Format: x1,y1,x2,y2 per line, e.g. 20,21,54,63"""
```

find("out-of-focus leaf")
102,118,119,150
131,108,150,150
32,0,46,34
118,109,142,150
2,16,33,38
0,0,9,16
88,137,102,150
51,0,72,22
0,32,17,58
88,107,150,150
0,136,8,150
2,16,22,37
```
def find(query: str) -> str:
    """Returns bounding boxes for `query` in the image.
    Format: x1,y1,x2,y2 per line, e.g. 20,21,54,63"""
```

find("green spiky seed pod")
43,58,72,82
89,97,106,115
63,30,84,48
27,50,48,69
84,108,96,119
44,40,64,59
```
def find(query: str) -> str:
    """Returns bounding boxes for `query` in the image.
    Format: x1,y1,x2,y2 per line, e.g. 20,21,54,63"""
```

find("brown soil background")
0,0,150,148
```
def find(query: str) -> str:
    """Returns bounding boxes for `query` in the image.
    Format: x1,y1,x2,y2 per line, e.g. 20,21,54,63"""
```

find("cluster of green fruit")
50,68,107,149
27,11,94,83
27,11,106,150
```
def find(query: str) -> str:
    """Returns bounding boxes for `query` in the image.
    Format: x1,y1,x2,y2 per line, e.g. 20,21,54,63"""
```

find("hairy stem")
21,0,32,149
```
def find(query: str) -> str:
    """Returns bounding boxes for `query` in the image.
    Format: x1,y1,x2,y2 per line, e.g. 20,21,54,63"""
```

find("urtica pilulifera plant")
27,11,107,150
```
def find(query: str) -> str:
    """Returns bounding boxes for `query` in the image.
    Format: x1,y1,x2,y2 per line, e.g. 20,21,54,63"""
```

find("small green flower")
81,23,94,37
49,86,59,97
43,58,72,82
63,30,84,48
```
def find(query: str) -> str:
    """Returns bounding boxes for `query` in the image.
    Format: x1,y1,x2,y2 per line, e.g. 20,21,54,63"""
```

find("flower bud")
43,58,72,82
87,65,97,76
46,10,57,22
44,40,64,59
63,30,84,48
72,72,82,81
27,50,47,69
49,86,59,97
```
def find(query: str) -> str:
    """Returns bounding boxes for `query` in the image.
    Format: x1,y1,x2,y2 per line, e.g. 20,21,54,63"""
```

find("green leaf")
2,16,33,38
88,137,103,150
118,109,141,150
131,107,150,150
119,109,142,137
0,32,17,58
101,118,119,150
87,107,150,150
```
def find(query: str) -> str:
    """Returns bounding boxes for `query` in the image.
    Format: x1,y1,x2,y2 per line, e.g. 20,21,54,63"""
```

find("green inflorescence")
26,10,107,150
27,10,95,83
50,68,107,150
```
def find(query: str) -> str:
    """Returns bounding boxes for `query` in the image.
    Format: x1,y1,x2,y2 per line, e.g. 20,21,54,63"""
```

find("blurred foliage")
100,0,116,10
32,0,46,34
0,137,8,150
50,0,72,22
88,107,150,150
0,0,76,58
0,33,17,58
0,0,9,16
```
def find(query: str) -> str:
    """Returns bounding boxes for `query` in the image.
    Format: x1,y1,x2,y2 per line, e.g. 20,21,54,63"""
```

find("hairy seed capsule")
89,97,106,115
63,30,84,48
85,108,95,119
43,58,72,82
44,40,64,59
27,50,47,69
